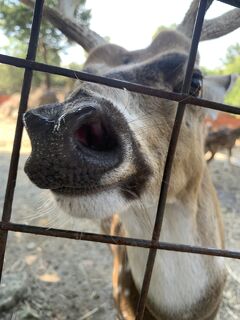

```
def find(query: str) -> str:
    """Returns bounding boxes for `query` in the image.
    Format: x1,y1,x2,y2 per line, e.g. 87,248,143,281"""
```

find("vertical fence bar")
0,0,45,282
135,1,209,318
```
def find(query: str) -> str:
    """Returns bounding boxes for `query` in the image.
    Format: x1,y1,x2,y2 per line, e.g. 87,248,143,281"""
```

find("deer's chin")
51,187,129,219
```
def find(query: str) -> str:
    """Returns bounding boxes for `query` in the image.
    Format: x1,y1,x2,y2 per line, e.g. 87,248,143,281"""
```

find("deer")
21,0,240,319
205,127,240,163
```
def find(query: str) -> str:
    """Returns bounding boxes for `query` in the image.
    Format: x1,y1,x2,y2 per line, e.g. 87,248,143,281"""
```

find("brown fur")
85,25,231,320
84,30,193,75
205,127,240,162
73,32,231,318
102,215,156,320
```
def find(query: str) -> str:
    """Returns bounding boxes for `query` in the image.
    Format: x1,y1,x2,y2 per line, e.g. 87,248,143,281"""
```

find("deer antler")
20,0,106,52
201,8,240,41
177,0,201,38
178,0,240,41
177,0,214,38
21,0,240,55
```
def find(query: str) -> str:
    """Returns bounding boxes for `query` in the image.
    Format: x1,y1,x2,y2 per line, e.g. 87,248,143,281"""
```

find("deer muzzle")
23,103,124,195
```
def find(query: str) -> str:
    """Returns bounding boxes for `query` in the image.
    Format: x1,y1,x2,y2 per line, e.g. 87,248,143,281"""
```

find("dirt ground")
0,120,240,320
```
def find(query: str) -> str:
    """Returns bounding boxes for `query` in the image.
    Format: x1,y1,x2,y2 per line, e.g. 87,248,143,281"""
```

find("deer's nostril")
74,118,118,152
23,109,55,133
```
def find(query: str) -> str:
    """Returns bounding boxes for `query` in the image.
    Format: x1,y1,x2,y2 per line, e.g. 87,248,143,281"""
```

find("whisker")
119,187,153,234
22,210,53,222
121,89,131,117
21,203,56,222
52,215,71,230
127,112,159,125
42,210,61,229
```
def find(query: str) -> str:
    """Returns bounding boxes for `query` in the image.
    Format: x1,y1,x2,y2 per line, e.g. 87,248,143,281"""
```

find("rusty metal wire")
0,54,240,115
1,221,240,260
0,0,45,281
0,0,240,319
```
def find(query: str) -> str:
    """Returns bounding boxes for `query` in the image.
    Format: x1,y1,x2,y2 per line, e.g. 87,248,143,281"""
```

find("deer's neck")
121,190,201,247
120,169,225,319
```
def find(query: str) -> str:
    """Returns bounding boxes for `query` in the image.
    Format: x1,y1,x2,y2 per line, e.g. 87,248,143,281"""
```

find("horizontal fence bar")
0,53,239,115
218,0,240,8
1,222,240,259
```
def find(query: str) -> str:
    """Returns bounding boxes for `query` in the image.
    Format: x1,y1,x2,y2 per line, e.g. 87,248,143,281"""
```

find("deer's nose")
24,105,119,153
23,106,96,137
23,104,122,190
23,109,54,136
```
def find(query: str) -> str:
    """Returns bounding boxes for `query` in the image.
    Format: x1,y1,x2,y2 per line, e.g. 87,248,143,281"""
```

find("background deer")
21,0,240,319
205,127,240,163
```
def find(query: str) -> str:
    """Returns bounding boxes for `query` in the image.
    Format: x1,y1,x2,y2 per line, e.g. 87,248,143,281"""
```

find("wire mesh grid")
0,0,240,319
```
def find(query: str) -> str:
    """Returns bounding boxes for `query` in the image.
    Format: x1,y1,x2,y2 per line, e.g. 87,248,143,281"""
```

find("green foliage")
222,47,240,106
0,0,91,56
224,43,240,65
0,61,83,95
0,64,24,94
0,1,31,56
225,78,240,106
0,0,90,90
202,44,240,107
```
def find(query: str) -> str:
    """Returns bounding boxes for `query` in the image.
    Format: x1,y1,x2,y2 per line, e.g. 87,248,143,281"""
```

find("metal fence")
0,0,240,319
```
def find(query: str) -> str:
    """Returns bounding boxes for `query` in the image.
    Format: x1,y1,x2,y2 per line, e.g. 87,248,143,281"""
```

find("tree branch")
20,0,106,52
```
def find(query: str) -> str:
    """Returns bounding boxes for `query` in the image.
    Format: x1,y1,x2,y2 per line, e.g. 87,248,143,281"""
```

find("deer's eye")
122,55,131,65
190,70,203,97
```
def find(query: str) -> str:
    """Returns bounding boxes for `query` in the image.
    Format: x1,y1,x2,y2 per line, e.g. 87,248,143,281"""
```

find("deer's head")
23,1,238,219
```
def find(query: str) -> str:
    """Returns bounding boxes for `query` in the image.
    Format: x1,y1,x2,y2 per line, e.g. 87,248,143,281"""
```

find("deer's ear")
203,74,238,103
107,52,188,89
203,74,238,119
